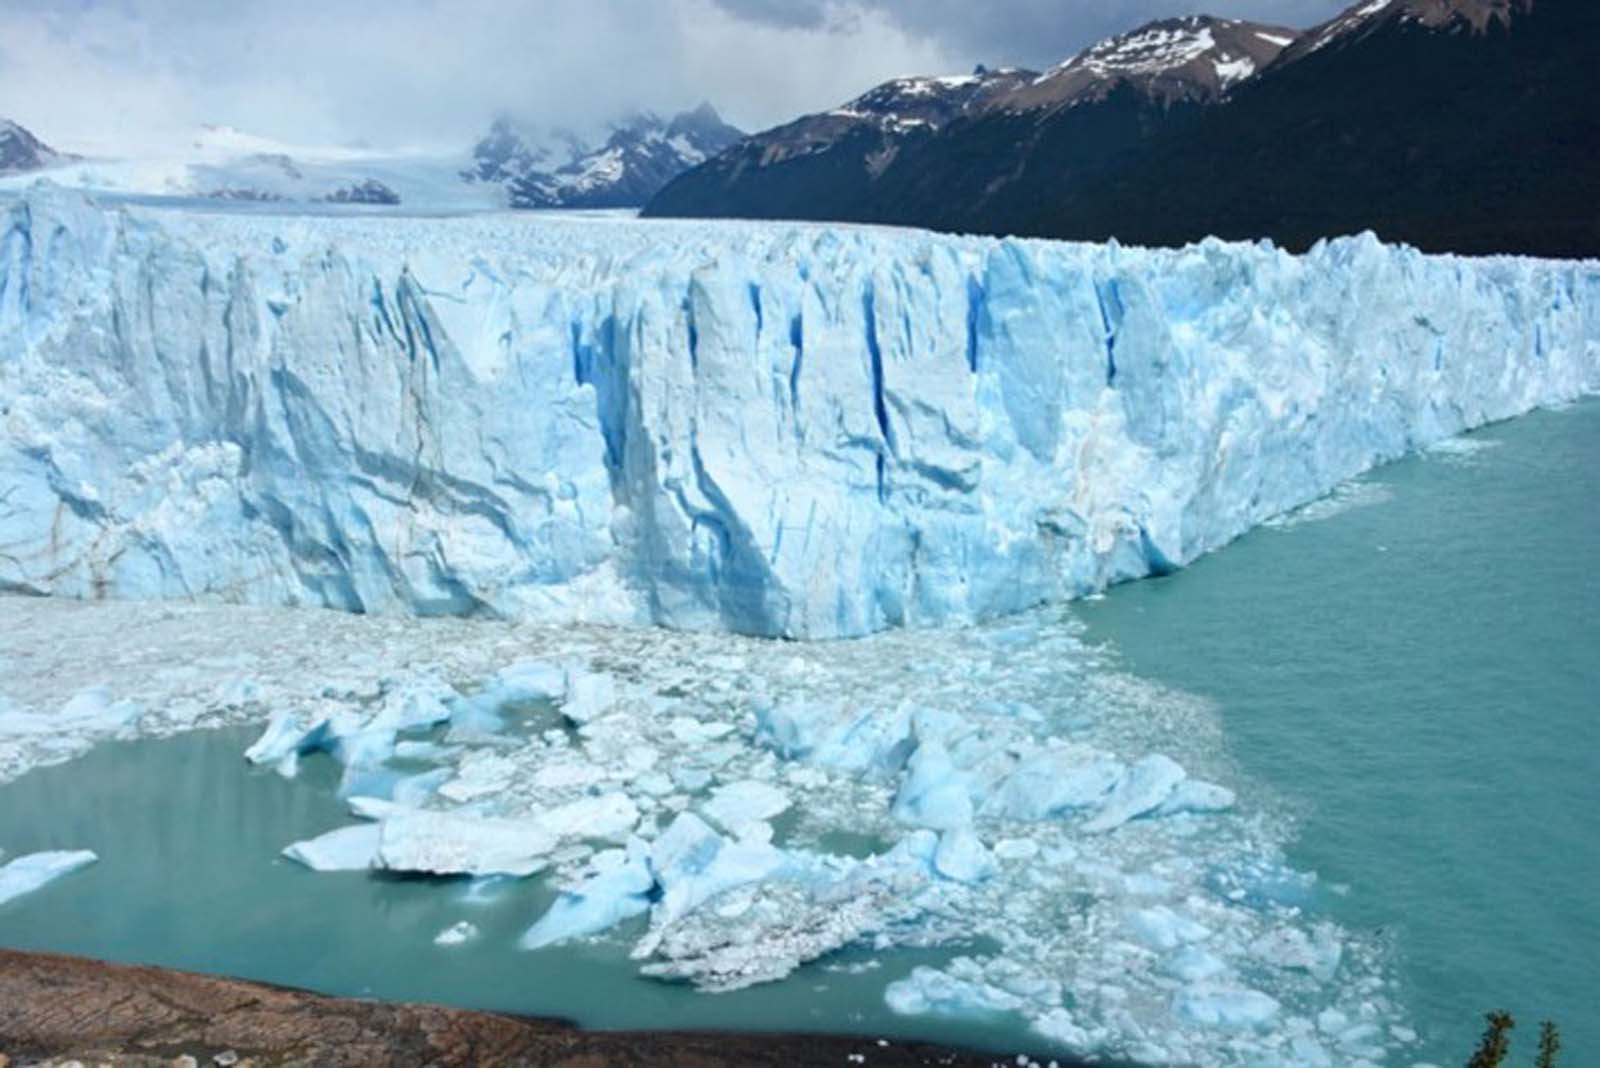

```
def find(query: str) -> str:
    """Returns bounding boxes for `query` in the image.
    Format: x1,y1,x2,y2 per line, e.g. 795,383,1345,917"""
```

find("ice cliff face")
1,186,1596,637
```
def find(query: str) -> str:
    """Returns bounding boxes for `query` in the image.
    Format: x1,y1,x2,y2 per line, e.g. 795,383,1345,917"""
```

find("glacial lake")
0,400,1594,1065
1080,400,1600,1064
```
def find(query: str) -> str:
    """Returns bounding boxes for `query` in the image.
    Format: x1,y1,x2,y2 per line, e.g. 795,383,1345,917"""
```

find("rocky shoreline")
0,949,1063,1068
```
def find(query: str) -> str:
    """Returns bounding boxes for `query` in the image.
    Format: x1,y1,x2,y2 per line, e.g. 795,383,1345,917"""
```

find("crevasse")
1,185,1596,638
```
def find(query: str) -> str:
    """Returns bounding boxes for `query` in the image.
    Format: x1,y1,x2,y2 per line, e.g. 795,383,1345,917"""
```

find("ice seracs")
2,187,1594,639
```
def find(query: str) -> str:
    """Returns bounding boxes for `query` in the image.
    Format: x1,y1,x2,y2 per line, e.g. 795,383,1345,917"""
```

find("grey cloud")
714,0,1351,70
0,0,1349,157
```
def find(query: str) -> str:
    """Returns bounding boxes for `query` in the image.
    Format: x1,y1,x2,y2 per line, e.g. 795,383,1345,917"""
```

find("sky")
0,0,1348,157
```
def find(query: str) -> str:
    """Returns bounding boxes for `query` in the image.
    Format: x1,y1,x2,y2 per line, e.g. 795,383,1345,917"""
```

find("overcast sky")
1,0,1348,156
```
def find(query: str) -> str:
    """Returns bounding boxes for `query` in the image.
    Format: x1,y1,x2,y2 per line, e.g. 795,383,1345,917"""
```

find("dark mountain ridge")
646,0,1599,259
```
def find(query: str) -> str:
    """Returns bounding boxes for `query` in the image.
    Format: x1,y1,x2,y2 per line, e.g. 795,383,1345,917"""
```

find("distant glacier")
2,185,1596,637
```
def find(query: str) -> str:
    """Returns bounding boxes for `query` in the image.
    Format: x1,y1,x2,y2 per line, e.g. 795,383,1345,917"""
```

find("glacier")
2,184,1595,638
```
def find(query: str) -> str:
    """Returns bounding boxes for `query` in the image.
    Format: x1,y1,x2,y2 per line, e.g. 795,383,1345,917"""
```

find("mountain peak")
837,66,1038,131
1002,15,1299,111
0,118,70,175
464,104,742,210
1283,0,1533,60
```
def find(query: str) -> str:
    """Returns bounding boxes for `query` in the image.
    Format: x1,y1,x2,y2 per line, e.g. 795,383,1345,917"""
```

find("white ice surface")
0,849,98,906
2,186,1594,638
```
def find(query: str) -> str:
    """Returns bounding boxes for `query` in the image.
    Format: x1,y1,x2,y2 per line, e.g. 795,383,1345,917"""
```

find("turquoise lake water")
0,401,1593,1064
1079,401,1599,1064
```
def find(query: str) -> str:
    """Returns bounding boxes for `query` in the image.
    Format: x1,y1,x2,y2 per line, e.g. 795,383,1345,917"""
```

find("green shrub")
1464,1012,1561,1068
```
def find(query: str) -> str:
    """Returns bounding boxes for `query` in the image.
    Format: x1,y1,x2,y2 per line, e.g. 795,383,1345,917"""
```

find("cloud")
0,0,1347,156
714,0,1351,70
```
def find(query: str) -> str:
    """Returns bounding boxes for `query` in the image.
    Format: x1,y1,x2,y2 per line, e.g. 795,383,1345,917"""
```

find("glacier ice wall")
2,186,1596,638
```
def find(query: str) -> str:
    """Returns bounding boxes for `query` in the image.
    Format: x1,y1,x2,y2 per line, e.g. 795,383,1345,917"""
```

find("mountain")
644,17,1294,225
994,0,1599,257
0,123,503,211
0,119,72,174
463,104,743,209
998,15,1295,111
647,0,1599,258
642,67,1036,221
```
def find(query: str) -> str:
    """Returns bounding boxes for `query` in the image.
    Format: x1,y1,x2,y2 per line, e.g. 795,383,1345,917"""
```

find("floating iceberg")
376,810,557,878
2,186,1593,638
0,849,98,906
519,844,654,950
282,824,380,871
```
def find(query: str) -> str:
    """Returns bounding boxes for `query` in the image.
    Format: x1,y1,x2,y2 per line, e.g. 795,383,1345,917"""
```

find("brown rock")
0,948,1069,1067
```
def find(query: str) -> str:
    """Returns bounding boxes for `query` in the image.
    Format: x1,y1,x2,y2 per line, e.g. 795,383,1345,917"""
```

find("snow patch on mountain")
463,105,742,209
0,123,497,212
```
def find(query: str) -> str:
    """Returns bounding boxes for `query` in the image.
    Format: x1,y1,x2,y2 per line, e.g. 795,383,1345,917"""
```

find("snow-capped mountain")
643,17,1294,223
0,119,72,175
463,104,742,209
731,66,1035,174
1000,16,1298,111
1280,0,1528,59
0,123,497,211
649,0,1595,259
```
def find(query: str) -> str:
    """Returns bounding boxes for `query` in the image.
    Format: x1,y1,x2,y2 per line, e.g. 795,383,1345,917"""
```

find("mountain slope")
464,105,743,209
0,120,72,175
644,18,1293,224
649,0,1598,258
642,67,1035,220
999,0,1599,257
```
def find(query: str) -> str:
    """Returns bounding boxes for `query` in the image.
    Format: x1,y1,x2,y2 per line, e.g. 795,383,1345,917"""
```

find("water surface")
1,403,1594,1065
1080,401,1600,1064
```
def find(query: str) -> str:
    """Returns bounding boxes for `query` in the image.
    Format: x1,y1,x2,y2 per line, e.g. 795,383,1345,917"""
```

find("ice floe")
0,849,98,906
0,594,1420,1067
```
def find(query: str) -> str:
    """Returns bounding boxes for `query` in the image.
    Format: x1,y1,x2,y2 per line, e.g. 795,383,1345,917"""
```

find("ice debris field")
1,186,1595,638
0,186,1596,1066
4,595,1406,1067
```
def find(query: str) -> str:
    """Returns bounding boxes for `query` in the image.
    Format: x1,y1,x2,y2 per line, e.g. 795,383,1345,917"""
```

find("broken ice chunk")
1031,1007,1090,1048
643,813,784,929
933,829,995,883
753,697,914,778
483,660,566,705
884,964,1025,1017
561,667,616,725
1083,754,1186,833
1172,986,1281,1029
368,673,455,733
983,746,1124,821
520,843,654,949
376,810,557,877
0,849,98,906
244,709,331,775
391,767,452,807
56,687,143,732
1164,946,1229,983
282,824,380,871
537,792,640,844
1250,925,1343,982
434,920,479,946
892,739,973,830
1125,905,1212,951
1155,779,1236,817
700,779,790,837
